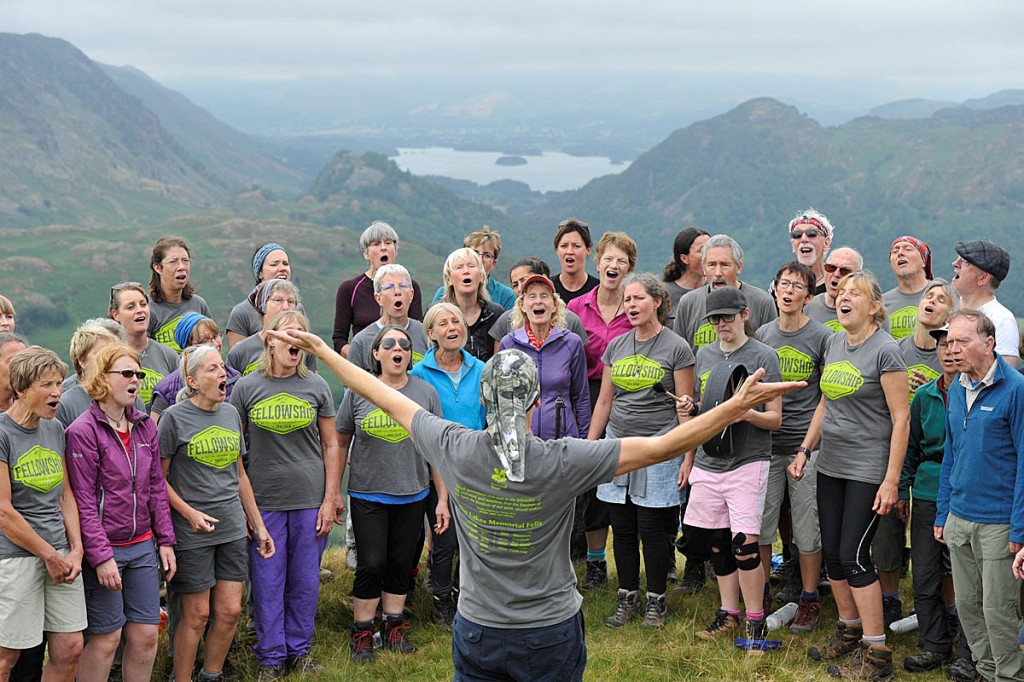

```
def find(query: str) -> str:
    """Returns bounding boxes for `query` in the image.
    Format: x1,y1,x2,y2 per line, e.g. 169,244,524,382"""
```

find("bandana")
252,243,287,281
247,279,285,314
479,350,541,483
789,215,829,239
891,236,933,280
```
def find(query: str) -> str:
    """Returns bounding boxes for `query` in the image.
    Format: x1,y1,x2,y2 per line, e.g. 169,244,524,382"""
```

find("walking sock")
863,634,886,647
587,549,606,562
840,617,861,627
800,590,819,602
881,591,899,601
745,610,765,622
724,607,741,618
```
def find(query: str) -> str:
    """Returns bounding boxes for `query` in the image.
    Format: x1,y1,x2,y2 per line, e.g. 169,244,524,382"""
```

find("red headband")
891,236,933,280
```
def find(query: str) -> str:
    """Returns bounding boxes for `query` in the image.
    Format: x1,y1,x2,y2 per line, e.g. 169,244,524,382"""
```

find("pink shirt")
567,286,632,382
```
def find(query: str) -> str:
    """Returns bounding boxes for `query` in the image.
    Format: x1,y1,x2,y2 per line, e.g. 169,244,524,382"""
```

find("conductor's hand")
733,368,806,411
268,329,331,361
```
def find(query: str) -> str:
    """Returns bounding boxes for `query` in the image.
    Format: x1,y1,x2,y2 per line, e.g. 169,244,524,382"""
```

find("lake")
389,147,630,193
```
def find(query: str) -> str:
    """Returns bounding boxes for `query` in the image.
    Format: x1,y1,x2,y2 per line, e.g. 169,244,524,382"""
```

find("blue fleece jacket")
410,348,486,429
936,355,1024,543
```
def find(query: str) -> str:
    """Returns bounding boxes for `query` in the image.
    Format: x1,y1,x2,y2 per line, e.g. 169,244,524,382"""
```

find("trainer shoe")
903,650,951,673
673,559,706,596
697,609,740,641
827,641,894,680
605,589,642,628
882,596,903,630
791,600,822,634
350,623,375,664
583,560,608,590
808,621,864,661
641,592,667,629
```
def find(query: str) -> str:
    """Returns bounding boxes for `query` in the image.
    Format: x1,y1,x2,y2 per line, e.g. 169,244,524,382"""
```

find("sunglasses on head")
707,313,738,325
380,337,412,351
106,369,146,380
824,263,855,276
790,228,821,240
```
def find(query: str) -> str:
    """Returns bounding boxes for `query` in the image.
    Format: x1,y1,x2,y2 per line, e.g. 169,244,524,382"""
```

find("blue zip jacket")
410,348,486,429
936,355,1024,543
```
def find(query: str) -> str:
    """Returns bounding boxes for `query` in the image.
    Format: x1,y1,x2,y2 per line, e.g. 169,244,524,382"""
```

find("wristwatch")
794,446,812,458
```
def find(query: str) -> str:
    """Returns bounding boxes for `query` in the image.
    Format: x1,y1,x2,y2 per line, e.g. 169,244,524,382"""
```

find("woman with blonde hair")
109,281,180,410
440,248,504,362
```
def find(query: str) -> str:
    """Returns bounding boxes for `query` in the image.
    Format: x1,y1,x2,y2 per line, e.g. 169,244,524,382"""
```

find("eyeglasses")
267,297,297,306
824,263,855,277
790,228,821,240
106,369,146,380
707,313,738,325
194,335,219,346
379,337,412,351
380,282,412,292
162,258,192,268
776,279,808,293
474,251,496,262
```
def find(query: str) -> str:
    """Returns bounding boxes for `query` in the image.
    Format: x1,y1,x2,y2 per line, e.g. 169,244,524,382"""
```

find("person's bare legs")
120,623,158,682
175,591,211,682
41,631,83,682
200,582,244,675
75,630,120,682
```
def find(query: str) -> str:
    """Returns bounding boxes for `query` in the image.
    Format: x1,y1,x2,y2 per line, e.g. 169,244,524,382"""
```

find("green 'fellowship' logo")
138,366,165,406
12,445,64,493
243,360,261,377
906,364,941,402
187,426,241,469
154,316,184,353
693,322,718,349
610,355,665,392
820,360,865,400
825,319,844,333
776,346,815,382
361,408,409,443
889,306,918,340
250,393,316,434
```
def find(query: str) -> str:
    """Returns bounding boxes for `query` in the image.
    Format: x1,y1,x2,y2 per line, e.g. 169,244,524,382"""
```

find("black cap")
704,286,747,320
956,240,1010,282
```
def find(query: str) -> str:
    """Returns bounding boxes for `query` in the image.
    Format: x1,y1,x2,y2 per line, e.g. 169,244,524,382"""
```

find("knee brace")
677,524,711,556
733,532,761,571
708,528,737,576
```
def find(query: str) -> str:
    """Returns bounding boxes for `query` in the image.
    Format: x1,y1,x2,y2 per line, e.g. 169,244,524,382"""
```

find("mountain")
0,33,227,226
99,64,308,194
867,98,959,120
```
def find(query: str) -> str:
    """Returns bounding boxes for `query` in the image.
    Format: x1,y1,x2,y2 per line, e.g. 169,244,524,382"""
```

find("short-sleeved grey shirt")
227,334,318,377
226,299,309,339
148,295,212,353
0,414,68,558
336,377,441,496
158,400,248,549
139,340,180,409
805,297,843,333
488,310,589,346
230,372,335,511
672,283,778,350
693,338,782,472
601,328,695,437
898,335,942,403
756,319,831,449
347,320,429,372
883,285,927,341
411,410,619,628
818,330,906,484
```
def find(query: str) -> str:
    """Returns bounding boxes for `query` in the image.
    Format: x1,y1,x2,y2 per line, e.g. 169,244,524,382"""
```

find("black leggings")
425,480,459,596
608,498,678,595
350,496,427,600
817,472,880,589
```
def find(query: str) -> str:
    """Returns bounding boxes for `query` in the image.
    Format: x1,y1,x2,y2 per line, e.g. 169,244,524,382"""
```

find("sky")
6,0,1023,95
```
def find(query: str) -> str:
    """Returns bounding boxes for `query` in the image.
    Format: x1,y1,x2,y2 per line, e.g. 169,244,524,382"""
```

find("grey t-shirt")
139,340,180,409
227,334,318,377
148,295,213,353
226,299,309,339
158,400,248,549
694,338,782,473
804,297,844,333
0,413,68,558
601,328,695,437
818,330,906,485
883,285,927,341
347,320,429,372
229,372,335,511
672,283,778,350
336,377,441,496
489,309,589,346
56,385,145,429
756,319,831,449
664,280,697,327
410,409,619,628
898,335,942,404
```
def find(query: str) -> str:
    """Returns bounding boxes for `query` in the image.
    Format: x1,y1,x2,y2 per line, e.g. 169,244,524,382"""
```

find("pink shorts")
684,459,770,537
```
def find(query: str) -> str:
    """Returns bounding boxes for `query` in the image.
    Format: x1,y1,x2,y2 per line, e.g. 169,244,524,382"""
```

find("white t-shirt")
978,297,1020,360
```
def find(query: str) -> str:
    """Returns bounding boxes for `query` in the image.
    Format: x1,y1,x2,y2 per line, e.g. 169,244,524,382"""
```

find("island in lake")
495,155,528,166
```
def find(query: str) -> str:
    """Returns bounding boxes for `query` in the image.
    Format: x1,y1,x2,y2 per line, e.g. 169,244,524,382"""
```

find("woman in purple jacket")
65,343,176,682
499,274,590,439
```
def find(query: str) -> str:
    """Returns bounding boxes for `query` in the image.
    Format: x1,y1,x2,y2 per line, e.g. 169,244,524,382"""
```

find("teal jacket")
899,375,949,502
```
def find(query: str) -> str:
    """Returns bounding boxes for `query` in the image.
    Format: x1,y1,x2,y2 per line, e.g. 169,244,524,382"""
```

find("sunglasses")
106,369,146,380
379,337,412,351
790,228,821,240
824,263,855,277
707,313,738,325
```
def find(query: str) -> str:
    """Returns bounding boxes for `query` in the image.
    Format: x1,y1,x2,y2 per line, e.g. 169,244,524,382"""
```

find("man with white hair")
951,240,1019,368
787,209,834,295
805,247,864,333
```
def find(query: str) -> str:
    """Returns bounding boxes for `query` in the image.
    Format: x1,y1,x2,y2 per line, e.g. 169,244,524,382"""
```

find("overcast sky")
6,0,1024,99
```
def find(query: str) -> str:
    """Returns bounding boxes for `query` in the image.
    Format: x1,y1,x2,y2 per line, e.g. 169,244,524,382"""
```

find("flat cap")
956,240,1010,282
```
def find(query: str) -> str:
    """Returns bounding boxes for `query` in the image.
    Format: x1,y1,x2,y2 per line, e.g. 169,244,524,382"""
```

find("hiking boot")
255,665,287,682
431,592,456,629
791,600,822,634
697,609,740,641
769,556,789,585
641,592,667,629
762,589,774,617
667,561,678,583
827,641,894,680
605,589,642,628
350,623,375,664
946,657,977,682
903,650,951,673
583,560,608,590
808,621,864,661
673,559,706,596
286,654,323,675
380,615,417,653
776,559,802,604
744,618,769,657
882,596,903,629
318,567,334,583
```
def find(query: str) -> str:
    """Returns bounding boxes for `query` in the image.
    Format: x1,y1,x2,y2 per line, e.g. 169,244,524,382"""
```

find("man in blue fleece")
935,308,1024,682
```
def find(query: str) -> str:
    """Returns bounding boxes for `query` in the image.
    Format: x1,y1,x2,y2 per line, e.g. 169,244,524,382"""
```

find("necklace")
103,407,127,430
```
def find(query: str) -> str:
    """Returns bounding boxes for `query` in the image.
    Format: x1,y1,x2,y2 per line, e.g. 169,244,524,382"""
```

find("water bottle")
889,612,918,633
766,602,798,631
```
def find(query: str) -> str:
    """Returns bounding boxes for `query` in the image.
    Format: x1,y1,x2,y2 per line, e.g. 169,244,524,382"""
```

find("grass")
155,544,953,681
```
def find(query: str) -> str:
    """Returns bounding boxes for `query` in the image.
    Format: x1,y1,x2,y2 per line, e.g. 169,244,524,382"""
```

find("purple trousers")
250,508,327,665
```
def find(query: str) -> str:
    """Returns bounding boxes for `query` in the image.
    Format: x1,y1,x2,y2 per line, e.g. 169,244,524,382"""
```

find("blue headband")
174,312,210,352
252,243,287,281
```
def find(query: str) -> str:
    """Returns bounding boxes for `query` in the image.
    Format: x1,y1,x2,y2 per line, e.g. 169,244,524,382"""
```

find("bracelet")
794,446,812,458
